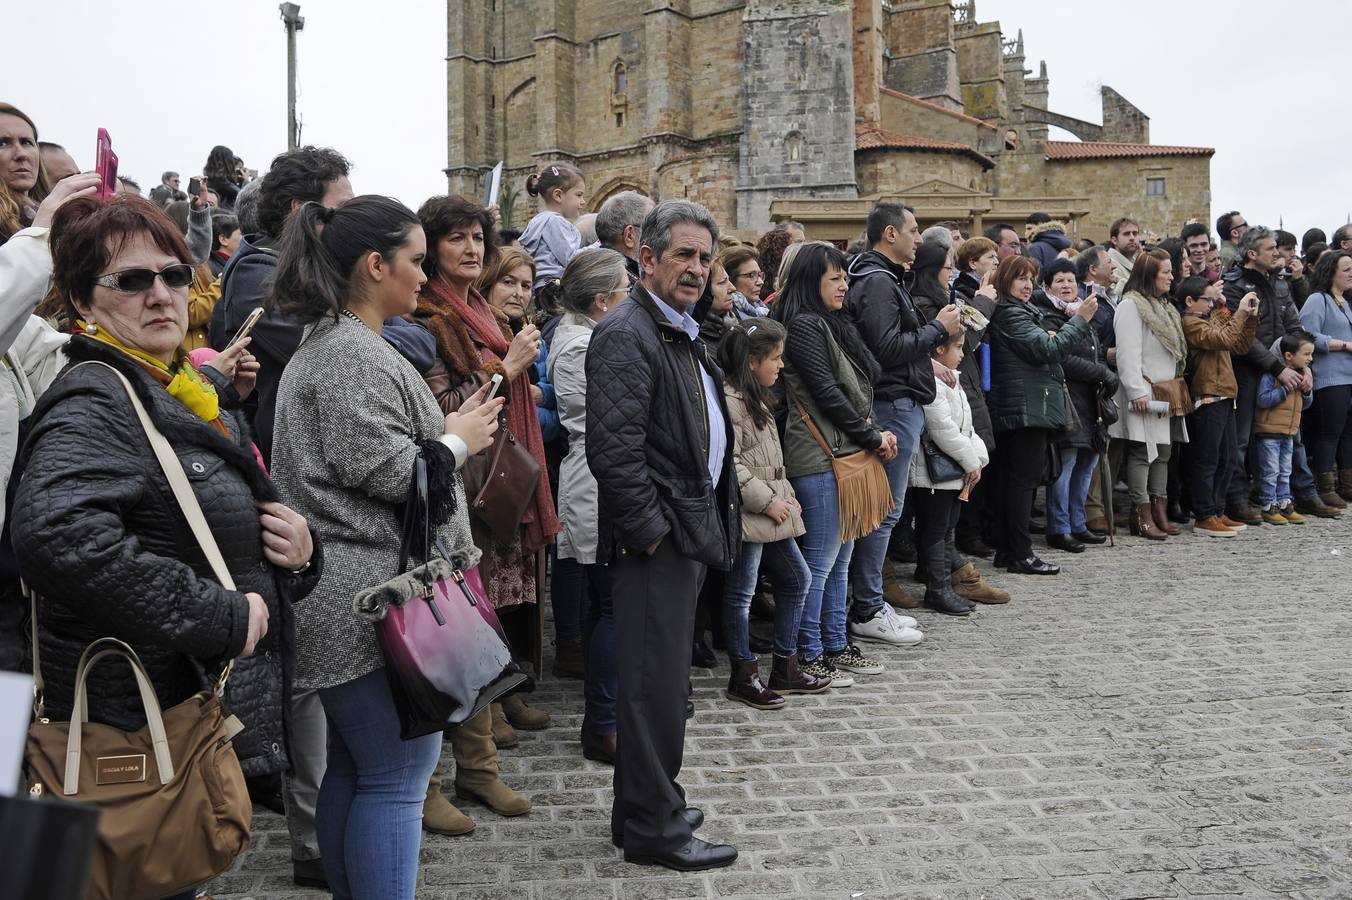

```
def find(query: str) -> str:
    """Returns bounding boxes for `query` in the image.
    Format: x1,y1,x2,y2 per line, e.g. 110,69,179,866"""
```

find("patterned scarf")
74,320,228,435
417,278,559,553
1126,291,1187,371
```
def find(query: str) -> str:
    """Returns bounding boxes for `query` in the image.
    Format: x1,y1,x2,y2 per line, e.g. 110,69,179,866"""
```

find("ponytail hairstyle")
267,195,420,324
717,317,787,431
524,163,584,204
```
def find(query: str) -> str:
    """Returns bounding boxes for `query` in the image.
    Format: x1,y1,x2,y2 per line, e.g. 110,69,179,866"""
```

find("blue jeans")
1292,433,1316,498
316,669,443,900
849,397,925,620
1257,435,1294,506
581,563,617,734
1046,446,1099,536
722,537,811,661
792,471,854,659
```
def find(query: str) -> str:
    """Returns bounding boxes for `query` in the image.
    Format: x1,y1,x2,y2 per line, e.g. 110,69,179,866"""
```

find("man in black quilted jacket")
586,200,739,872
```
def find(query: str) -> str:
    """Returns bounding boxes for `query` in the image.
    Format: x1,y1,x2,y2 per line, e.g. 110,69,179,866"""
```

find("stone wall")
736,0,859,232
1043,156,1211,241
856,151,987,198
882,0,961,109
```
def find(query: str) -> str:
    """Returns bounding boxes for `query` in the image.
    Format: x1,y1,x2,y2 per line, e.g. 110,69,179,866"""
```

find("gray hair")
596,191,652,247
640,199,719,261
161,170,179,183
775,220,806,236
234,178,264,234
920,225,953,252
1238,225,1275,264
560,247,628,316
1074,244,1106,283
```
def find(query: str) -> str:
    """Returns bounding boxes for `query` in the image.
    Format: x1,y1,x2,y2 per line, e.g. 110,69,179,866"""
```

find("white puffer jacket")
909,372,989,491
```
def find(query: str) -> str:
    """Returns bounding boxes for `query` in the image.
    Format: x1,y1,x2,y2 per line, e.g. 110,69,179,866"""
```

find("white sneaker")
848,608,925,646
883,605,919,630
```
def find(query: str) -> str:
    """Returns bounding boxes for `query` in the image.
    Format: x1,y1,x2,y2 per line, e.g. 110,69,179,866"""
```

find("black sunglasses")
94,263,195,293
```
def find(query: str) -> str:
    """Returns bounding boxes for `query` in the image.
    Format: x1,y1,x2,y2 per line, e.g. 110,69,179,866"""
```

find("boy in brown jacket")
1180,276,1258,536
1255,331,1316,524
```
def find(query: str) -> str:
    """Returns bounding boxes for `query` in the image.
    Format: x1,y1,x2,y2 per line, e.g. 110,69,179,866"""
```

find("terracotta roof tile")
855,125,996,169
1044,141,1215,161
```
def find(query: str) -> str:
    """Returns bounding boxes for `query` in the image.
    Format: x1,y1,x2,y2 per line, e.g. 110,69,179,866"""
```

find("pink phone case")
94,129,118,199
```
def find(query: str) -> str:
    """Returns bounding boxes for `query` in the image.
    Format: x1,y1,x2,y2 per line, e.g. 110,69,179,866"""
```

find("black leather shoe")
691,638,717,669
992,550,1012,568
922,590,972,616
293,858,329,890
1072,530,1107,545
1007,556,1060,575
1045,534,1085,554
624,835,737,871
956,536,993,559
613,807,704,848
581,729,616,765
685,700,695,720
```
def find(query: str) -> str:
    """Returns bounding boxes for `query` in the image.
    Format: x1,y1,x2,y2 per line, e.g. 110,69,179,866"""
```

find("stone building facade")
446,0,1212,243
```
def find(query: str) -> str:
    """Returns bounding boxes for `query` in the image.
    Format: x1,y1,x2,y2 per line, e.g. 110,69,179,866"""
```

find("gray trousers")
610,540,705,854
285,687,327,861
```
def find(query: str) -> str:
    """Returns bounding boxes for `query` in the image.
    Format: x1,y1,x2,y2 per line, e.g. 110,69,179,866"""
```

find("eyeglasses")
94,263,195,293
735,269,764,283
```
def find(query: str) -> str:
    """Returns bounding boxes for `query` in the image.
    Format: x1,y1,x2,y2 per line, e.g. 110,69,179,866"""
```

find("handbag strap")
785,380,836,459
64,638,175,794
30,361,239,716
396,450,454,577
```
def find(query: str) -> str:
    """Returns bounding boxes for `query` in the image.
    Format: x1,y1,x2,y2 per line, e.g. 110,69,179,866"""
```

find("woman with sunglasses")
11,194,320,900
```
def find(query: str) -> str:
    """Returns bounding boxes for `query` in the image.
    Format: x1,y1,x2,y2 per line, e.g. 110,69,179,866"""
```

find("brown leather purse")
464,424,542,544
1148,376,1192,417
789,393,894,544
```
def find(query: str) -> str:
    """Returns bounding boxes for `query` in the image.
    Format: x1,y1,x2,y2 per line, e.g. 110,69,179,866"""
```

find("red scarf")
419,277,559,553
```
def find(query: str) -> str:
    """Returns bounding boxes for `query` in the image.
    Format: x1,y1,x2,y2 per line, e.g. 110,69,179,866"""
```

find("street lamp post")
279,3,304,151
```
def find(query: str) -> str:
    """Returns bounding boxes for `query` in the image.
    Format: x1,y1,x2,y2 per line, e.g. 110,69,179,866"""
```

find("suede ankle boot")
1339,469,1352,503
489,702,518,748
423,761,475,835
951,561,1010,604
500,693,550,730
452,707,531,817
882,559,921,609
725,659,785,710
1150,497,1181,535
768,653,831,694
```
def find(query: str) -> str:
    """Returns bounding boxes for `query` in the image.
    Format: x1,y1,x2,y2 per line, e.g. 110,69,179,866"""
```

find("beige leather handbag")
24,362,252,900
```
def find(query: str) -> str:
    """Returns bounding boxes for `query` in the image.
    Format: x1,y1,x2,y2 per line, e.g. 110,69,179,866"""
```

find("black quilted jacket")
585,282,739,569
12,337,321,777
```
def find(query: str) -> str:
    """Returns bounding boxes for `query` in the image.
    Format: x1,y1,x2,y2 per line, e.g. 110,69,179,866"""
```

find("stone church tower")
446,0,1212,242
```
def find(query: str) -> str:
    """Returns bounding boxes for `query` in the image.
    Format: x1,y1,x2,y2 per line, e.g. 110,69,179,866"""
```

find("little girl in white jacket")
909,335,990,615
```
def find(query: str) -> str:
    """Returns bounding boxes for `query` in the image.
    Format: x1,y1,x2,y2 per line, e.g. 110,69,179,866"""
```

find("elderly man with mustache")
585,200,740,872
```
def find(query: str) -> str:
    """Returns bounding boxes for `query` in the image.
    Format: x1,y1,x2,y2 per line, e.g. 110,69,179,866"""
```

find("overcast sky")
11,1,1350,240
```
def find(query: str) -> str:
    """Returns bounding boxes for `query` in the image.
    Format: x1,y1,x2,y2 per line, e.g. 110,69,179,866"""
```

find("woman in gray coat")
267,196,500,899
547,247,630,763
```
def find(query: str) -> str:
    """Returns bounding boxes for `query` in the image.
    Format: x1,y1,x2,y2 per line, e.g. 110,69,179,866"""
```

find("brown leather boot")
1150,497,1181,535
1318,471,1348,508
423,761,475,835
883,559,921,609
726,659,785,710
452,707,531,817
768,653,831,694
1131,502,1167,540
951,561,1010,604
500,693,550,730
489,702,518,748
1340,469,1352,503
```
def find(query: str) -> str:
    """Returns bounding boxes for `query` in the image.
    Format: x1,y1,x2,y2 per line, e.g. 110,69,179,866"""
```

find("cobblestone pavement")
213,516,1352,900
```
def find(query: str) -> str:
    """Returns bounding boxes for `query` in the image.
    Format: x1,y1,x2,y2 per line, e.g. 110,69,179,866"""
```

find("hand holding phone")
229,307,265,348
485,372,505,402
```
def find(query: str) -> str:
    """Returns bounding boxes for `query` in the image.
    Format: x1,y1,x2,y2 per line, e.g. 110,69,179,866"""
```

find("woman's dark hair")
417,195,498,278
257,146,352,238
992,255,1039,300
912,242,948,283
1310,249,1352,296
1040,257,1076,287
770,241,879,383
1173,276,1212,310
524,163,584,201
212,212,240,251
267,195,420,323
49,195,193,322
755,228,795,300
1305,241,1329,274
204,145,237,181
1123,248,1171,299
717,317,786,431
163,200,191,236
499,227,522,244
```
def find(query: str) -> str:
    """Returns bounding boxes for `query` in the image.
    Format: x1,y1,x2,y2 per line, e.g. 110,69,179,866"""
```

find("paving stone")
211,517,1352,899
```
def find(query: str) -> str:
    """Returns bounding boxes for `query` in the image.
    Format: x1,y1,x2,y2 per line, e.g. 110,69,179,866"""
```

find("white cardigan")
910,374,989,491
1108,292,1189,460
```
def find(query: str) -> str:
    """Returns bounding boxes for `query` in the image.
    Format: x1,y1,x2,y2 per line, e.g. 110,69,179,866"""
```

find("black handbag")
922,439,966,484
1098,388,1120,427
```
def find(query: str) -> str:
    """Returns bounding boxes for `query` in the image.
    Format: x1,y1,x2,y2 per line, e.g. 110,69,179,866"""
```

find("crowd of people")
1,97,1347,898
